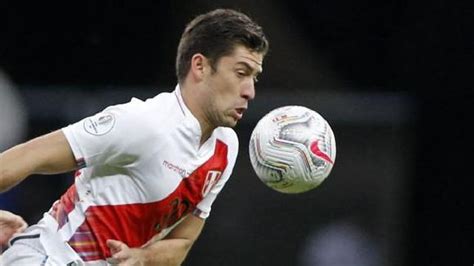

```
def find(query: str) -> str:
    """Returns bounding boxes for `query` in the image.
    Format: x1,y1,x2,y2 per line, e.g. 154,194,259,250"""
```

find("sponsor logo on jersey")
202,170,222,197
162,160,191,178
83,112,115,136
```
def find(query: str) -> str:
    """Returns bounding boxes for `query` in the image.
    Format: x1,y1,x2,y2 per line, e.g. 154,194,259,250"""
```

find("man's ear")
190,53,208,81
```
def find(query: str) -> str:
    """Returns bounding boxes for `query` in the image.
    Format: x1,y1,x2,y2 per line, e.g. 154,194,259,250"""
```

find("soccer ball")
249,105,336,193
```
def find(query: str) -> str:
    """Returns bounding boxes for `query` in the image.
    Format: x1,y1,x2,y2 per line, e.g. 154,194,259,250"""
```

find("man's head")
176,9,269,84
177,9,269,133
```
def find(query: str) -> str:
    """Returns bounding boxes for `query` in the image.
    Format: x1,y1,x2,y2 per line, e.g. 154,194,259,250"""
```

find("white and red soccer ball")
249,106,336,193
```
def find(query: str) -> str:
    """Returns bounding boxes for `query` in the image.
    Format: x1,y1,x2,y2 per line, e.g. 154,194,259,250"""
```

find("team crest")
202,170,222,197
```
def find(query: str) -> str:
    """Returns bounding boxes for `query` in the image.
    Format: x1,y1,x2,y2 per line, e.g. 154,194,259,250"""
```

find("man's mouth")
233,108,246,120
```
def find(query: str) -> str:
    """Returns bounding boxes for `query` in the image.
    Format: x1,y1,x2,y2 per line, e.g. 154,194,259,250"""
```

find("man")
0,8,269,265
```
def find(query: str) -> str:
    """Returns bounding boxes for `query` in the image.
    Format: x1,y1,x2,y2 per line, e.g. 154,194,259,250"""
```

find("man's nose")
241,81,255,100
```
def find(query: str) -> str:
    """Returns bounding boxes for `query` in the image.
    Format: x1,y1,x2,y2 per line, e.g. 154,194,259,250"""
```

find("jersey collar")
173,84,205,144
174,84,192,117
174,85,216,151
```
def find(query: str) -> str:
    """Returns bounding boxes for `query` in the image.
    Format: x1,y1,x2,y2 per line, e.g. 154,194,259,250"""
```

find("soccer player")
0,8,269,265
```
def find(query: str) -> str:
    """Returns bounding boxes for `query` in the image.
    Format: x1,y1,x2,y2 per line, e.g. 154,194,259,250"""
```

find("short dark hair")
176,9,269,83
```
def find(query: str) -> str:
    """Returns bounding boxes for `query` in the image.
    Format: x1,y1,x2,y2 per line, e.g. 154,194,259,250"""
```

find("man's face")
202,45,264,128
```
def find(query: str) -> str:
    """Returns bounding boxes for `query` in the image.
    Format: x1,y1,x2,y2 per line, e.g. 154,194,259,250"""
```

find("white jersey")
51,85,238,262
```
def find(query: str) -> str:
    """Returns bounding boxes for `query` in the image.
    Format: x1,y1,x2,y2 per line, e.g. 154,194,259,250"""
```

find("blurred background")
1,1,471,265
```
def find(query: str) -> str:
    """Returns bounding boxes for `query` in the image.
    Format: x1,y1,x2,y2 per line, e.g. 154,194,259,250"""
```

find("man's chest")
134,136,229,202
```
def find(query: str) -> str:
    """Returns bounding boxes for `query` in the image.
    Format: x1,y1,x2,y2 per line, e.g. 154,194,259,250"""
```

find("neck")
180,83,214,145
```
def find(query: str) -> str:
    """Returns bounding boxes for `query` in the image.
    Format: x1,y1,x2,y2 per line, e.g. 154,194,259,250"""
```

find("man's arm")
0,130,77,193
107,214,205,266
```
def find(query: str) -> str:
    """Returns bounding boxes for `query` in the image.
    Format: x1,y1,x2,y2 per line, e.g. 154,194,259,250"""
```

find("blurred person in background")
298,220,382,266
0,70,28,253
0,69,27,152
0,9,268,265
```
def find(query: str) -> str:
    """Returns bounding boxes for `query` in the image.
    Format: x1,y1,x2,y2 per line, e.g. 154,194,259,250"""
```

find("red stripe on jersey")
67,139,228,261
49,184,79,229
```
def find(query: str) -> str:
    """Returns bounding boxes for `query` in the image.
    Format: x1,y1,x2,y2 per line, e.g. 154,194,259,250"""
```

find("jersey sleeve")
194,131,239,219
62,99,147,168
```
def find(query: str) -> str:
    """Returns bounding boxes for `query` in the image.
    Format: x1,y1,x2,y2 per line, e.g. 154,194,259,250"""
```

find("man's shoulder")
129,90,176,111
92,90,184,140
103,90,179,119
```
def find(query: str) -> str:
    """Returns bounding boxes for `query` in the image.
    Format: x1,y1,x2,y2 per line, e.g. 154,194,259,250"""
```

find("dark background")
1,1,472,265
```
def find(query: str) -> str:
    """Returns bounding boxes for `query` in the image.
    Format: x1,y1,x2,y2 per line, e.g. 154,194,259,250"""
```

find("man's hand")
0,210,27,245
107,239,146,266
